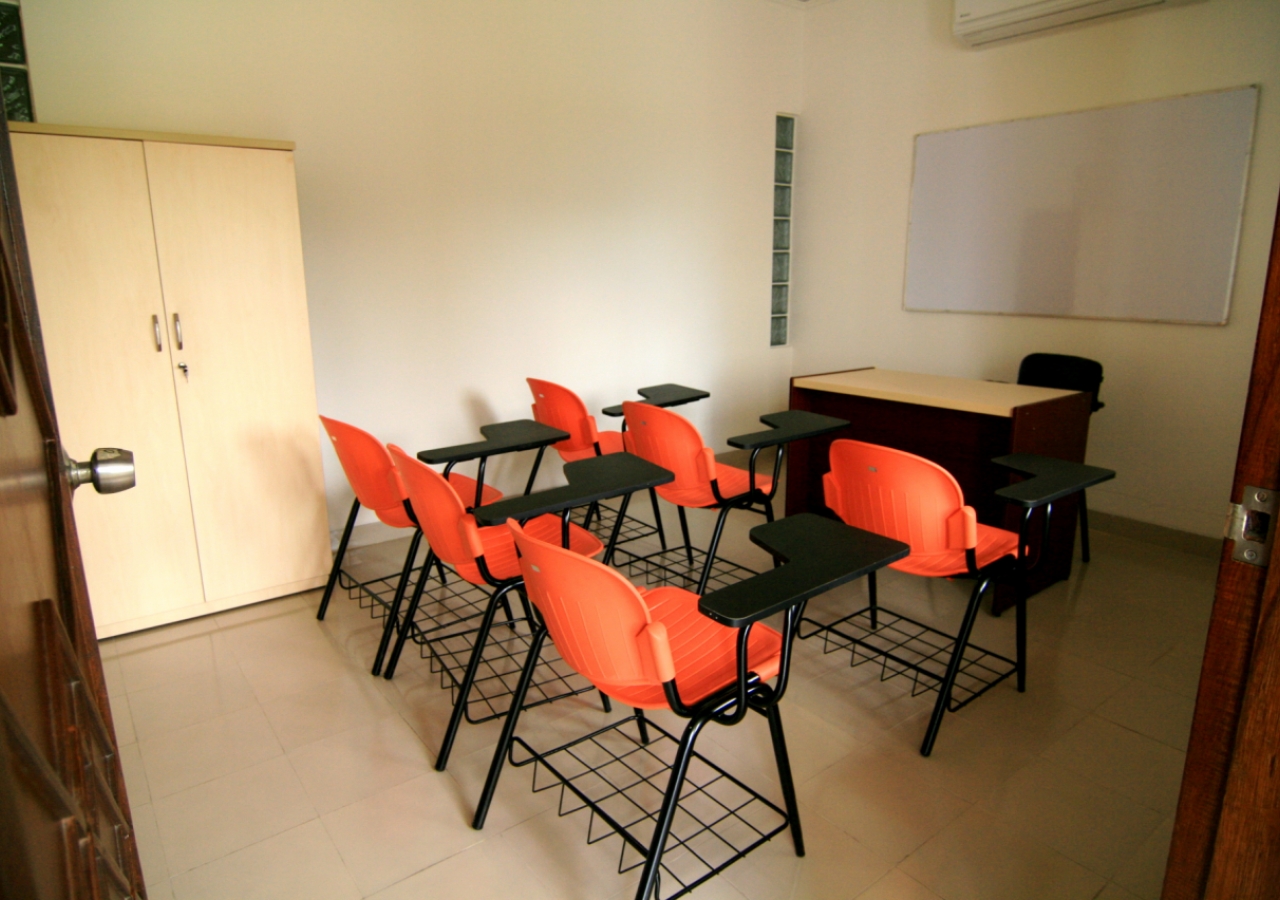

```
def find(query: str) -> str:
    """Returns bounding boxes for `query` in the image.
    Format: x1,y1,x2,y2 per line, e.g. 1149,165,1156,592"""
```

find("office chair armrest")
644,622,676,683
459,517,486,561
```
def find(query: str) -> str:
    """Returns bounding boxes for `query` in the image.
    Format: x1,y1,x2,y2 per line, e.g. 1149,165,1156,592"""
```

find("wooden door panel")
11,133,206,631
142,141,329,607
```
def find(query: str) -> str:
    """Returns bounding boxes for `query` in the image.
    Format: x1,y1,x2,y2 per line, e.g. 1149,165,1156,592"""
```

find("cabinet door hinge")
1226,485,1276,567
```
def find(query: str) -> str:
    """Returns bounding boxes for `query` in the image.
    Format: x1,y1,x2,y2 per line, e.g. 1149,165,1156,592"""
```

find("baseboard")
1088,510,1222,559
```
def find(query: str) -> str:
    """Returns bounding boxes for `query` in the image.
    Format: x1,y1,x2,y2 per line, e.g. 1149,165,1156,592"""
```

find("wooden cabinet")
11,126,331,637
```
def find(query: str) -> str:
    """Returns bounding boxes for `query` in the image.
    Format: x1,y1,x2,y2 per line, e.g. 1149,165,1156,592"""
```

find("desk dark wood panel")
786,368,1093,610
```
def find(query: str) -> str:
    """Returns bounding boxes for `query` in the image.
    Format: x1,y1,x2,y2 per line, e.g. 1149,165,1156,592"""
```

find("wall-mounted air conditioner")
954,0,1197,46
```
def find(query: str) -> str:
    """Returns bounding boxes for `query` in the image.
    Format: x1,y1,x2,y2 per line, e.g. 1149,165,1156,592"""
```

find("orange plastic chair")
821,438,1022,756
527,378,667,548
384,444,604,771
468,520,800,900
317,416,501,676
622,401,774,594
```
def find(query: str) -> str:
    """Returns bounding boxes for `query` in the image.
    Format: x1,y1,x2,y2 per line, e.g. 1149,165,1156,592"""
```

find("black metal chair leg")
919,577,989,757
435,583,516,771
371,530,423,676
583,501,599,531
765,703,805,857
648,487,667,550
676,505,695,566
635,716,710,900
472,625,548,829
696,506,733,596
435,558,448,585
635,708,650,745
382,549,436,680
1078,491,1092,563
868,570,879,630
599,691,612,713
318,498,360,620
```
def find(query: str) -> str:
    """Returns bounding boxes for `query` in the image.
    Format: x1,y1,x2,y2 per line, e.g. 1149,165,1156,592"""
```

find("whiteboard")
903,87,1257,324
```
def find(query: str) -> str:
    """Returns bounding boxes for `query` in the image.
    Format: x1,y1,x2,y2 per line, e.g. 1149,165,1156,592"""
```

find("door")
1162,190,1280,896
0,118,145,896
142,141,330,608
11,133,206,631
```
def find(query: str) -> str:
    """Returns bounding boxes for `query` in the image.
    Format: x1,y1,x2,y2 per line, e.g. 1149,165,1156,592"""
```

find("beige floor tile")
854,869,944,900
320,772,482,896
127,656,258,741
1041,716,1186,815
152,756,316,875
119,742,150,807
110,693,136,745
1137,642,1208,700
499,804,648,900
169,819,361,900
116,629,238,694
786,666,926,744
900,806,1106,900
262,672,396,751
131,802,169,886
1022,640,1133,712
443,739,561,834
103,655,126,697
977,758,1165,878
139,705,283,799
798,742,971,863
232,630,362,704
1095,882,1145,900
105,616,221,659
212,592,316,629
366,838,557,900
1111,818,1173,900
145,878,175,900
288,716,434,814
720,808,894,900
1097,679,1196,751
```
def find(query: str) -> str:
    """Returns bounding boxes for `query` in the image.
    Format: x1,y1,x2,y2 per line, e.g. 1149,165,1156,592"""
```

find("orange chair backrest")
622,402,715,497
320,416,407,523
527,378,598,456
387,444,481,576
824,439,972,555
510,521,674,695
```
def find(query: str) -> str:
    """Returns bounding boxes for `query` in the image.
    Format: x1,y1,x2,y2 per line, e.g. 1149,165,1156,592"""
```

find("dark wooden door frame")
1163,187,1280,897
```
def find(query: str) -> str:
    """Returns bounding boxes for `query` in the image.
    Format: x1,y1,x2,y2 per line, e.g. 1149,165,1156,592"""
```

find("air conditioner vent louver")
954,0,1194,46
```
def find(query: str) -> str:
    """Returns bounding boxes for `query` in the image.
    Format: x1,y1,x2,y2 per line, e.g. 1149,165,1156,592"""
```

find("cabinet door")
143,142,330,606
11,133,207,630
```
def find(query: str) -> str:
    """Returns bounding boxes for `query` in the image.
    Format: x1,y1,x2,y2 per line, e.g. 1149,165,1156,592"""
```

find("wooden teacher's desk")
787,368,1093,610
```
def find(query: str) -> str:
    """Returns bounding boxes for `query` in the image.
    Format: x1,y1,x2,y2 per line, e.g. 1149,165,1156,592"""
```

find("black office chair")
1016,353,1104,560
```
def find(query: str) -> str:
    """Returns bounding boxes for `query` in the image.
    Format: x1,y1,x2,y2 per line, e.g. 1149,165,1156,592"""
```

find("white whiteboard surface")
903,87,1257,324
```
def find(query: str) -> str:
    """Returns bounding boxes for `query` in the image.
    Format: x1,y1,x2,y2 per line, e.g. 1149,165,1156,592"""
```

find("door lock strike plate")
1227,485,1275,567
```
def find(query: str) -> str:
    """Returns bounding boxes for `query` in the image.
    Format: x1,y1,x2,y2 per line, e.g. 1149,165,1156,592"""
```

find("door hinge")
1226,485,1276,567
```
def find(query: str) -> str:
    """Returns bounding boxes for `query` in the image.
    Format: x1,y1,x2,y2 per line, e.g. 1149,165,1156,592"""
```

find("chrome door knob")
67,448,136,494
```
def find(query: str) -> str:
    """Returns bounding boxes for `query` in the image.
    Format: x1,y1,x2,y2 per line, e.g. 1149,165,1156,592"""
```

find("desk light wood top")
791,368,1078,418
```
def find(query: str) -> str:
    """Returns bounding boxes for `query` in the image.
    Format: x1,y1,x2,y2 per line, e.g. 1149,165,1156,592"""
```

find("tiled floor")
101,499,1214,900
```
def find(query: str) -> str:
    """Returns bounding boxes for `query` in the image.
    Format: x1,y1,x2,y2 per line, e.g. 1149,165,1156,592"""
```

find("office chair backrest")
387,444,486,582
824,439,974,556
509,520,674,703
527,378,598,457
320,416,410,527
622,401,716,497
1017,353,1104,412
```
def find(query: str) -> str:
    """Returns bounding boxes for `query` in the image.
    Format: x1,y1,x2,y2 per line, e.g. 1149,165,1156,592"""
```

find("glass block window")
0,2,32,122
770,115,794,346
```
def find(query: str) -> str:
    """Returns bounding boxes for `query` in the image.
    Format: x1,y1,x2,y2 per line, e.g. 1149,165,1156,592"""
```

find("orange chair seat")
372,473,502,529
455,514,603,584
657,463,772,509
556,429,625,462
601,586,782,709
893,522,1018,578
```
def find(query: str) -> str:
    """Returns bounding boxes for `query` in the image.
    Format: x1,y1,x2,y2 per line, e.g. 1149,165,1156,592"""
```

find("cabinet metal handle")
152,315,163,351
173,313,183,350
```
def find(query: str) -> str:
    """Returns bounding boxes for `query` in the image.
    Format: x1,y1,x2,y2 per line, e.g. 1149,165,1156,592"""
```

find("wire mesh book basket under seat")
511,715,789,900
610,545,759,596
798,605,1018,711
570,499,661,549
421,611,598,725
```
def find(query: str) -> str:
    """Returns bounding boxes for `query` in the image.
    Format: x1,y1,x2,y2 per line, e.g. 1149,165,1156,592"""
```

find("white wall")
22,0,803,538
795,0,1280,536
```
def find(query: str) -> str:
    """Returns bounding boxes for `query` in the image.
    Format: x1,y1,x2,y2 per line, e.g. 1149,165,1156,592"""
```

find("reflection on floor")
101,499,1213,900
